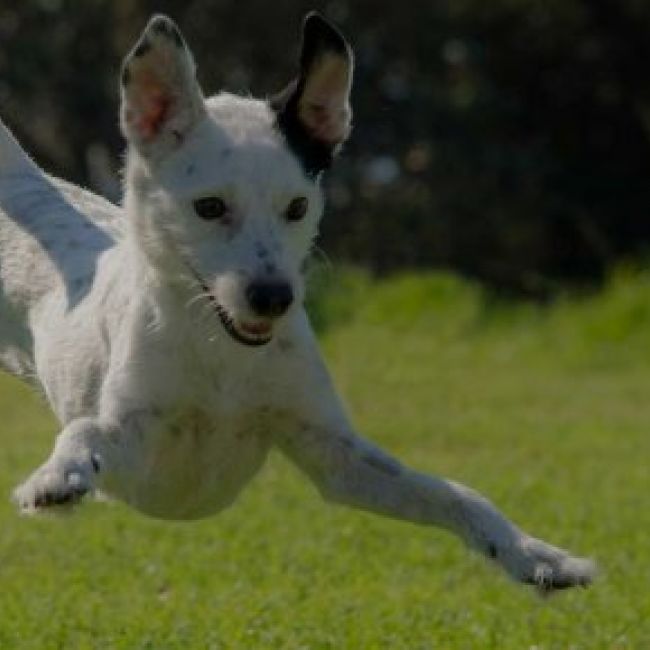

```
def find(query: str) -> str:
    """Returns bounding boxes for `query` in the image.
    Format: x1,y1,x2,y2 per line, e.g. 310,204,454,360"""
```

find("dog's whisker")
186,291,212,310
311,245,332,269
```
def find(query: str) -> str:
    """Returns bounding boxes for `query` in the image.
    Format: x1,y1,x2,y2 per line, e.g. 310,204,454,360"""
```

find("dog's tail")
0,117,39,177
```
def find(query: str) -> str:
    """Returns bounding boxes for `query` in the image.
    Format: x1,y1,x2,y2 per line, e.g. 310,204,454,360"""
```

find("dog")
0,12,594,593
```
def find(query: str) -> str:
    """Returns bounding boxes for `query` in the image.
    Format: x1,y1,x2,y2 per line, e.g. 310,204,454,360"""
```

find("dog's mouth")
189,268,273,347
211,299,273,347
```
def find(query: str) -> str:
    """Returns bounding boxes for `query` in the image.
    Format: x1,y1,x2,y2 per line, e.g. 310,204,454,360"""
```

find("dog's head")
120,13,353,347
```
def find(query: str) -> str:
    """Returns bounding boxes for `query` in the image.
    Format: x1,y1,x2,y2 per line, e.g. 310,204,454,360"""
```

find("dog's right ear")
120,15,206,161
271,13,353,178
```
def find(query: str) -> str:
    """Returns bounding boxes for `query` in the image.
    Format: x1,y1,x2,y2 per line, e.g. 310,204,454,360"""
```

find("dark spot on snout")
246,280,294,318
487,543,498,559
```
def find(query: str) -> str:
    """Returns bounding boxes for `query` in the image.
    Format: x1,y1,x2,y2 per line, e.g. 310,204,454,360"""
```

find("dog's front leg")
278,418,595,592
13,412,146,512
272,342,595,592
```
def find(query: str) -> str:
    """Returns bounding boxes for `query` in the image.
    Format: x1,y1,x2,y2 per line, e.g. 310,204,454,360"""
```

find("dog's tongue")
240,321,272,336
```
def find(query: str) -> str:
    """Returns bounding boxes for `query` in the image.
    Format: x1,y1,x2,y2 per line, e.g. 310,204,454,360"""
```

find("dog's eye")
285,197,308,222
193,197,228,221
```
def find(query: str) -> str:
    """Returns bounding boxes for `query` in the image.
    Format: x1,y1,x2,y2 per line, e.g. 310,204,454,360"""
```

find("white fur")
0,15,594,592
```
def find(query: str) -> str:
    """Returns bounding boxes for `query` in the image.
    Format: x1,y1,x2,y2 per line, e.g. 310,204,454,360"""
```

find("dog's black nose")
246,281,294,318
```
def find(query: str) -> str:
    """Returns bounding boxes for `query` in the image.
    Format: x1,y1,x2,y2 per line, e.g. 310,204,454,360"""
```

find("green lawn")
1,269,649,649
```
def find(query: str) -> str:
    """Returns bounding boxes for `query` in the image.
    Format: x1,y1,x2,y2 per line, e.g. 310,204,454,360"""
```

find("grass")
1,267,649,648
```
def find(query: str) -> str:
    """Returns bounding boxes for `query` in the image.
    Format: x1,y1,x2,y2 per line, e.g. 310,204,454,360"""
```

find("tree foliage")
1,0,648,295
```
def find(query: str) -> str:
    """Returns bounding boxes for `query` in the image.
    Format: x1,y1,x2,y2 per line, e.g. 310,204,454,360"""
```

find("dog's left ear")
271,12,353,177
120,15,206,161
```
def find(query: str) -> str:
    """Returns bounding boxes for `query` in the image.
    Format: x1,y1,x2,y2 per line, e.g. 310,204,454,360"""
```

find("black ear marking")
150,14,185,48
271,12,353,178
271,80,333,178
133,37,152,58
299,11,350,72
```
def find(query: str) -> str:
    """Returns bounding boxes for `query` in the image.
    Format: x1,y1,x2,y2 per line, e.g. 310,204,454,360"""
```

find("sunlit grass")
0,269,648,648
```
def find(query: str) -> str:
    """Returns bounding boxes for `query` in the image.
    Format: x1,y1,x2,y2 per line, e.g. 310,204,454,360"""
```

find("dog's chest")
124,403,271,520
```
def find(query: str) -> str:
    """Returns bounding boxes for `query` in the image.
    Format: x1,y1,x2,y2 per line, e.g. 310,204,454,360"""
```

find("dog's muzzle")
211,296,273,347
188,267,278,347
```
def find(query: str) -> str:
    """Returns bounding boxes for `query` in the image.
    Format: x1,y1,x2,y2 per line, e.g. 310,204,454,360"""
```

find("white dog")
0,13,594,592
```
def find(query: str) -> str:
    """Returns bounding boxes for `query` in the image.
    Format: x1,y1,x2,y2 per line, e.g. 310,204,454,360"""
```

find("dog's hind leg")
0,117,118,382
0,119,43,377
0,118,40,177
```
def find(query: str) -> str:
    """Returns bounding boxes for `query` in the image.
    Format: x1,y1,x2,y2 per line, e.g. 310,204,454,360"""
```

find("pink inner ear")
299,55,351,144
137,92,172,140
125,70,175,141
301,100,349,144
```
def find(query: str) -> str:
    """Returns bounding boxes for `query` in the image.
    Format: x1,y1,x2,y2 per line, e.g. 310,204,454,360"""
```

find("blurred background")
1,0,650,297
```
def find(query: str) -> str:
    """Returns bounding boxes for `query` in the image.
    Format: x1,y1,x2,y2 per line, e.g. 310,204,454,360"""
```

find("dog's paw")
12,460,95,514
500,535,596,594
